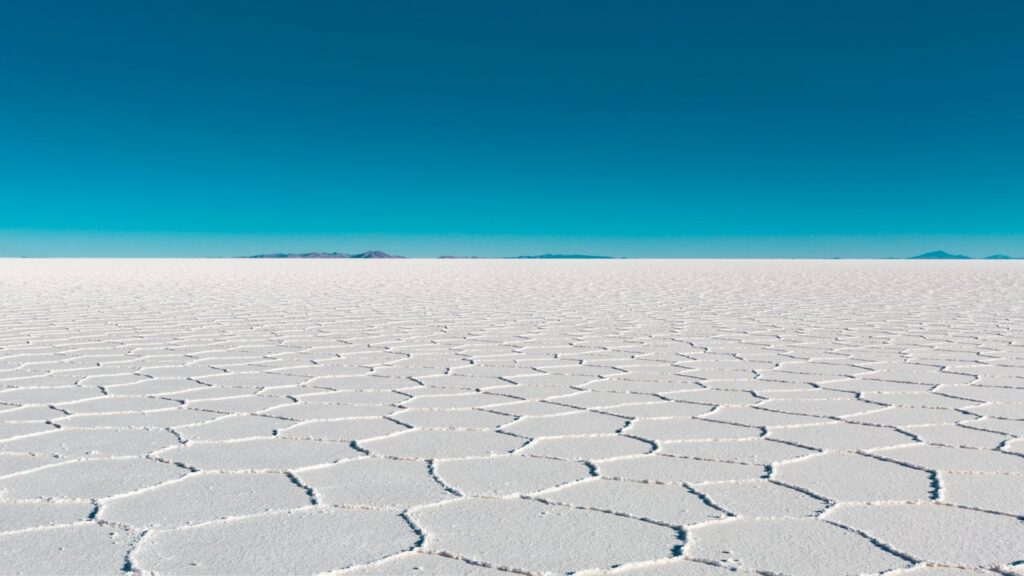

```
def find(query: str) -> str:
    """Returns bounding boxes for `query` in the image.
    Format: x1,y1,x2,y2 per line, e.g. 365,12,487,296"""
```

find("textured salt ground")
0,259,1023,575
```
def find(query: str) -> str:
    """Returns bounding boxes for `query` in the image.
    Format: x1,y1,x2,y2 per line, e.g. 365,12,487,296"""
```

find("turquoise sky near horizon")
2,1,1023,257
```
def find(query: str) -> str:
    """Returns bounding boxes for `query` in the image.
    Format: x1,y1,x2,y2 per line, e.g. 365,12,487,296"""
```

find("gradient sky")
2,1,1023,257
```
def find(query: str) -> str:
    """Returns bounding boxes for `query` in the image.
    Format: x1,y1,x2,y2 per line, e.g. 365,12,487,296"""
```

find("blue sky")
2,1,1022,257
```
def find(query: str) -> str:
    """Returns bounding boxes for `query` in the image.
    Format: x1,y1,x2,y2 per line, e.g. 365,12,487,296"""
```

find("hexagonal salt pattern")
1,259,1023,575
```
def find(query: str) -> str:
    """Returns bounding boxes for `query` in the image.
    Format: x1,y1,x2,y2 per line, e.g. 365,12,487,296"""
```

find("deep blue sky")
2,1,1022,257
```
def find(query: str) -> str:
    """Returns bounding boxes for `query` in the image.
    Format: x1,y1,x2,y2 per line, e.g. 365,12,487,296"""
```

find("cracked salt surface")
0,259,1023,575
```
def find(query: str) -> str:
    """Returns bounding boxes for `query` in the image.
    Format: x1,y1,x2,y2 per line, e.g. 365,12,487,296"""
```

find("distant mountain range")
251,252,612,259
511,254,612,259
909,250,971,260
439,254,613,259
908,250,1018,260
250,251,402,259
247,250,1017,260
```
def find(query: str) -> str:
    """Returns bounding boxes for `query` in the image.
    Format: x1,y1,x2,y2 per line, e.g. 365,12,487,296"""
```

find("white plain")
0,259,1022,575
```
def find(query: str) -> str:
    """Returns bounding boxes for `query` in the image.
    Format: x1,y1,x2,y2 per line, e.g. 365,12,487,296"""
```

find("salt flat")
0,259,1022,575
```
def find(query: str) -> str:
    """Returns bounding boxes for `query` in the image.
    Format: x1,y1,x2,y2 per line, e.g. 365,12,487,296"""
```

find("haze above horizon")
2,1,1022,257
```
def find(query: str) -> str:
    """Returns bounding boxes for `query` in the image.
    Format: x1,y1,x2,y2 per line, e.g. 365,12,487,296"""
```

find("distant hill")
250,251,403,259
351,251,402,259
439,254,612,259
907,250,1019,260
908,250,971,260
512,254,613,259
245,250,1017,260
